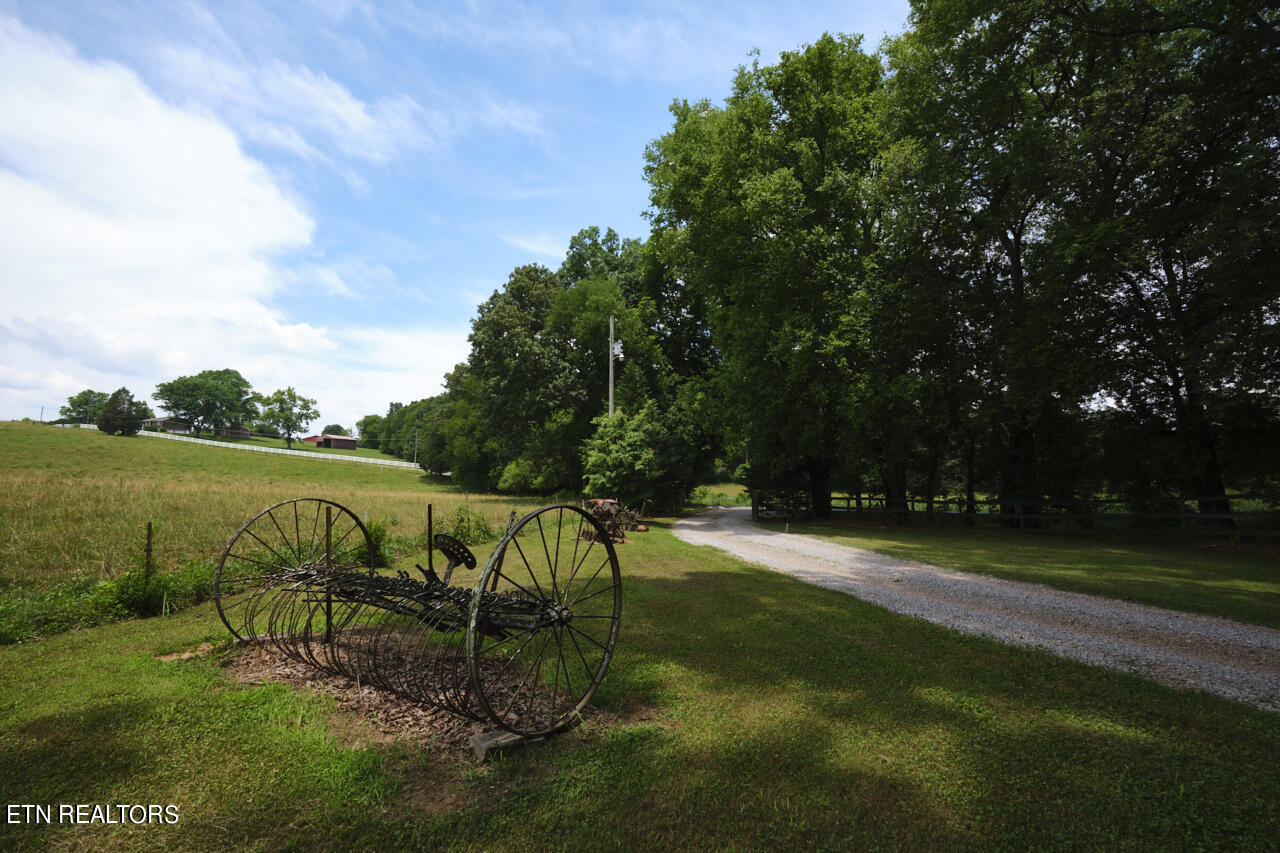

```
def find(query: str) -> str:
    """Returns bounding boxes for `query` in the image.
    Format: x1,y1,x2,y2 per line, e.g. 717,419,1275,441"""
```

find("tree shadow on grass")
604,565,1280,849
0,699,154,848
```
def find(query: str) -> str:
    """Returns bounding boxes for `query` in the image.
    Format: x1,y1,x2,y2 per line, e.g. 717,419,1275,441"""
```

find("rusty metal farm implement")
213,499,621,737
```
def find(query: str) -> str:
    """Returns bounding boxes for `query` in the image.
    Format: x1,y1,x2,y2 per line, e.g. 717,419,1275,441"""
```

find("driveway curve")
672,507,1280,712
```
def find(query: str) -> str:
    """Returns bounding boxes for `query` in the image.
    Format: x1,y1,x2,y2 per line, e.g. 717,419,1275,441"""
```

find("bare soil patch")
156,641,214,662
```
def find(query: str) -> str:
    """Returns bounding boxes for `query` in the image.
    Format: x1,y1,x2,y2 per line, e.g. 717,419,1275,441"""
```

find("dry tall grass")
0,422,530,588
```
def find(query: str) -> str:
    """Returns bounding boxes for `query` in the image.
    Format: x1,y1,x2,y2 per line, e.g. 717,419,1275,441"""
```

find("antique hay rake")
213,499,621,737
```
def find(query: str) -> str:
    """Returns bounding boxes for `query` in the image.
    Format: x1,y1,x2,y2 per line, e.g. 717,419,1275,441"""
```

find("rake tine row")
214,499,622,737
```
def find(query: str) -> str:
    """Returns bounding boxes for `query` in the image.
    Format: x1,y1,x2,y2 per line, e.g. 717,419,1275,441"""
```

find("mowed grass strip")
779,517,1280,629
191,431,392,459
0,422,528,589
1,524,1277,851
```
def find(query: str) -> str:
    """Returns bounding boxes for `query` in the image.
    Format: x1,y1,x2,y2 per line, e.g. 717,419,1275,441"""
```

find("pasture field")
1,420,1278,850
0,422,531,590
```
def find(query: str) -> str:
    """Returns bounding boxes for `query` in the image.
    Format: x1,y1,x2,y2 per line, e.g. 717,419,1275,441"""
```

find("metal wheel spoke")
554,628,576,708
242,528,296,571
565,622,610,652
509,536,547,600
535,514,556,594
265,509,299,563
570,558,613,607
566,624,595,683
498,630,553,720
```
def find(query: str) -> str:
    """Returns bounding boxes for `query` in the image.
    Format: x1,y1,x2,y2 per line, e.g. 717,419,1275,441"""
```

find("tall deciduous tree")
647,34,885,516
355,414,383,449
1054,0,1280,517
890,0,1280,521
59,389,108,424
885,2,1121,522
154,369,257,438
261,387,319,448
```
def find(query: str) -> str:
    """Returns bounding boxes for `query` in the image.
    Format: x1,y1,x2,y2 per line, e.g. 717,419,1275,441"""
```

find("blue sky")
0,0,910,430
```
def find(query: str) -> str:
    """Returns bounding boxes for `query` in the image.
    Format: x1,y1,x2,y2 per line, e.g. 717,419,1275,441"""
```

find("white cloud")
315,326,471,428
387,0,909,89
152,45,425,164
0,16,468,429
500,232,566,260
150,43,544,167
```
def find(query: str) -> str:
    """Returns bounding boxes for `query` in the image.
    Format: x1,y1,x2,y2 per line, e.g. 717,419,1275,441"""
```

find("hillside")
0,421,520,589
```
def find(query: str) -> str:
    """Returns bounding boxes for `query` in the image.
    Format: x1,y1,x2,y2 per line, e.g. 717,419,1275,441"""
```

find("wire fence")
120,428,424,470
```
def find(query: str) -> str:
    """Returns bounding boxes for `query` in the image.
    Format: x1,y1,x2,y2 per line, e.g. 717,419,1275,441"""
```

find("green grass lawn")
192,431,392,460
2,421,1278,849
777,517,1280,629
1,523,1277,851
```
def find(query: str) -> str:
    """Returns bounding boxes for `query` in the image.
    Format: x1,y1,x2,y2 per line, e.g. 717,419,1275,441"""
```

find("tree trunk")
882,459,909,525
1178,398,1234,530
924,451,939,522
807,456,833,519
999,424,1039,528
965,431,977,527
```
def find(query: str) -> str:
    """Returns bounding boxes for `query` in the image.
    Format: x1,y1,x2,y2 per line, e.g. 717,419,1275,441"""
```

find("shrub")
444,505,497,545
0,558,218,644
359,519,392,568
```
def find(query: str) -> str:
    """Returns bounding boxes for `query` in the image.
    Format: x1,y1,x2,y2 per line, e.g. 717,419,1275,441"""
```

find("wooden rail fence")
750,490,1280,536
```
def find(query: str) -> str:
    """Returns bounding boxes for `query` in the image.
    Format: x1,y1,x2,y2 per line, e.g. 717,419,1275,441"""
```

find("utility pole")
608,315,615,416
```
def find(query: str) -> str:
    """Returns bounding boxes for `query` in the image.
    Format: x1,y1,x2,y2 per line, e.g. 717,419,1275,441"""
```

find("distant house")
301,435,320,444
142,416,193,434
215,426,251,438
319,433,357,450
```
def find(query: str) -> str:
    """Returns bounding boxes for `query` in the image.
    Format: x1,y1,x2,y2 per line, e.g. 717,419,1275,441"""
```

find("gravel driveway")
672,507,1280,712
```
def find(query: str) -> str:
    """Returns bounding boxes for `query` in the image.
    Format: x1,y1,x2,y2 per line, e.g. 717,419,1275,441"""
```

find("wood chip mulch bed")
227,641,495,753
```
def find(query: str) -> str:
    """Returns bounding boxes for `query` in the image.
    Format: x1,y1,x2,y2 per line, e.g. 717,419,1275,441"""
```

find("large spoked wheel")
214,498,374,642
466,505,622,736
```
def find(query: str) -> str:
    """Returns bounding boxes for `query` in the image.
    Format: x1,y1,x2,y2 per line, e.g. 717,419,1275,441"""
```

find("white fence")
135,429,424,470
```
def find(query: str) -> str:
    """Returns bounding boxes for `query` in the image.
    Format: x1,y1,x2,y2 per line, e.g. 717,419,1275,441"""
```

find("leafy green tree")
582,397,711,512
321,424,347,436
154,369,257,438
355,414,383,449
582,408,663,505
96,388,152,435
440,365,497,489
646,34,885,516
60,389,108,424
889,0,1280,522
1051,1,1280,517
260,387,319,448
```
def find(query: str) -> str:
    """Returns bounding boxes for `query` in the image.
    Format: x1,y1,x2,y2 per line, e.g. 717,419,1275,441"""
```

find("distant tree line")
58,387,154,435
58,370,330,448
365,1,1280,523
